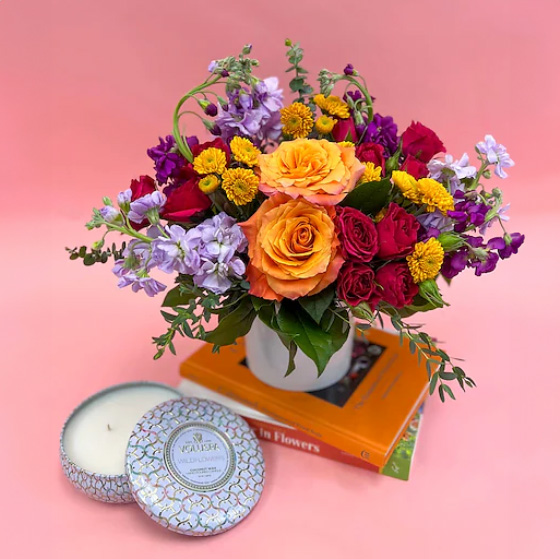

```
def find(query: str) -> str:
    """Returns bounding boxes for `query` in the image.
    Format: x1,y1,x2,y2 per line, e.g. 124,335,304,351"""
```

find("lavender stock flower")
128,191,166,225
476,135,515,179
99,205,121,224
153,225,200,274
216,78,283,143
427,153,477,194
182,212,248,295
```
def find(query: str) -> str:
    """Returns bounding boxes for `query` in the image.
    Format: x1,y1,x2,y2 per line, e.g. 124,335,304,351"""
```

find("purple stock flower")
112,237,165,297
417,211,454,233
183,212,248,295
99,205,121,223
470,251,499,276
357,113,398,157
441,249,469,279
204,103,218,117
153,225,201,274
116,272,166,297
427,153,477,194
448,199,490,232
498,232,525,259
117,189,132,208
147,136,185,185
128,191,166,225
216,78,283,143
476,135,515,179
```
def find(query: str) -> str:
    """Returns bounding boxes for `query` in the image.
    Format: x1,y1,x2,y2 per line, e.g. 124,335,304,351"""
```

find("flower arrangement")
69,42,524,401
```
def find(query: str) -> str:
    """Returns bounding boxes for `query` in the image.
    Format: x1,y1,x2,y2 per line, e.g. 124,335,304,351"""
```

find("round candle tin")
126,398,265,536
60,381,183,504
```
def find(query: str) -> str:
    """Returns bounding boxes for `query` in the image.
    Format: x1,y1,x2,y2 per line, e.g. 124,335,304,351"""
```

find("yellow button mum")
280,102,314,138
392,171,455,214
407,238,445,283
416,178,455,214
230,136,260,167
193,147,227,175
198,174,220,194
313,94,350,119
358,162,382,185
221,168,259,206
315,115,337,135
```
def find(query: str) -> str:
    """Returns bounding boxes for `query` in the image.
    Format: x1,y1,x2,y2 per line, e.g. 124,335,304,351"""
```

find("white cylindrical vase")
245,318,355,392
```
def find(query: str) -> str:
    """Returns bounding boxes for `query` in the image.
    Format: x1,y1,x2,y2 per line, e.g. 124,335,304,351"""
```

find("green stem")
172,75,223,161
341,76,374,121
105,223,152,243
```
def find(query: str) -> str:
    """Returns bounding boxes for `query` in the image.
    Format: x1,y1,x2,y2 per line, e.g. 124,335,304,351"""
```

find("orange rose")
258,139,365,206
240,194,344,300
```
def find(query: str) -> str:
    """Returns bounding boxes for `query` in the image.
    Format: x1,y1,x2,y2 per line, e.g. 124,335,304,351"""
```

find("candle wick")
107,424,112,431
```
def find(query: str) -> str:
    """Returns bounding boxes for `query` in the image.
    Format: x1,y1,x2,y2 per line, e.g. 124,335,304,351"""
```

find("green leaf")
429,372,439,395
441,384,456,400
439,371,456,381
162,285,197,308
298,286,335,324
276,301,349,375
284,340,297,377
205,298,256,346
339,178,392,215
289,77,305,92
438,384,446,402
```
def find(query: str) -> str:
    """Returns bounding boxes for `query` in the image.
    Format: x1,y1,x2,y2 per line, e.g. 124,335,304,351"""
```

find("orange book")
180,328,428,469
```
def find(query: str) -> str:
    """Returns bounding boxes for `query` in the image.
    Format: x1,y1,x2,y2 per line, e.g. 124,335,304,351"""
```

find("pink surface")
1,1,558,557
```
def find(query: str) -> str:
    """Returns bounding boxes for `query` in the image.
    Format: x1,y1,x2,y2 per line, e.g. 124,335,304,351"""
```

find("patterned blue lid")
126,397,265,536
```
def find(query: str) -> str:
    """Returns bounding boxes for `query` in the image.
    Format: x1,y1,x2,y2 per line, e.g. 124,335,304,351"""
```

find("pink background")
1,0,558,557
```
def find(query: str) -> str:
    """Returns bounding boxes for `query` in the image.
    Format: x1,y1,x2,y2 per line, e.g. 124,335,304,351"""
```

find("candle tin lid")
126,397,265,536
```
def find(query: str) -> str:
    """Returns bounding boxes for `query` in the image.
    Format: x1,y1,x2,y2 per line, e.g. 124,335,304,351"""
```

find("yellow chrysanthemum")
280,102,314,138
315,115,337,135
230,136,260,167
338,141,354,147
392,170,420,202
407,238,445,283
416,178,455,215
198,174,220,194
193,147,227,175
221,168,259,205
358,162,383,185
313,94,350,119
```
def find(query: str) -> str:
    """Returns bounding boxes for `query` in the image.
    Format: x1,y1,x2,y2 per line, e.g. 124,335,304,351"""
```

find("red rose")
401,121,445,163
130,175,156,200
191,138,231,165
376,203,420,259
332,118,358,143
336,206,378,262
160,177,211,222
400,155,428,179
337,262,381,308
356,142,385,172
375,262,418,308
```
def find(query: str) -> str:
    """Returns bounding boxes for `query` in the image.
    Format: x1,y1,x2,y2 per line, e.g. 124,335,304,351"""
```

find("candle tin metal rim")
60,381,183,504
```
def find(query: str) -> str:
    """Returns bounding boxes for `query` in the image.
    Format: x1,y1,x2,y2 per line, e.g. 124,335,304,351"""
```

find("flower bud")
285,38,292,47
198,174,220,195
242,44,252,55
418,279,447,308
437,232,464,252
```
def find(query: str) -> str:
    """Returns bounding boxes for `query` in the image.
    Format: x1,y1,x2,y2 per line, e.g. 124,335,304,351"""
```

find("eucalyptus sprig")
284,39,315,105
387,313,476,402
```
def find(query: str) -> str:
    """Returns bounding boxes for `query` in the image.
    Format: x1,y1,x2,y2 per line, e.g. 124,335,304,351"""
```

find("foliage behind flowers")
68,41,524,402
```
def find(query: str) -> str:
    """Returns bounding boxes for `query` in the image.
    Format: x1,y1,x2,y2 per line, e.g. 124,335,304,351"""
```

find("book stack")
178,328,428,481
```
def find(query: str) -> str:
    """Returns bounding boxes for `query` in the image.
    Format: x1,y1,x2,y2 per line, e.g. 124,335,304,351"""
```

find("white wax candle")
63,383,179,475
